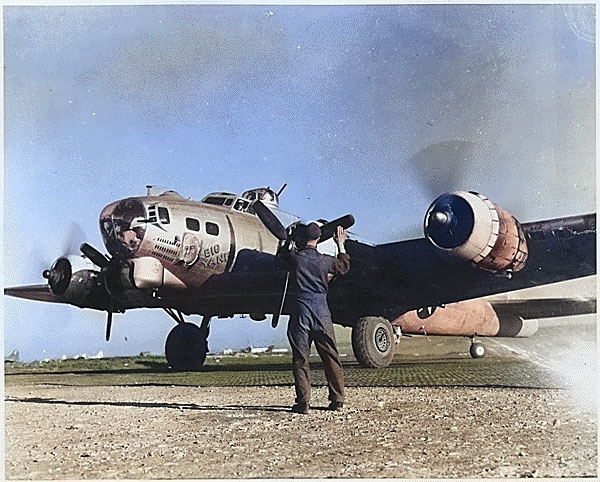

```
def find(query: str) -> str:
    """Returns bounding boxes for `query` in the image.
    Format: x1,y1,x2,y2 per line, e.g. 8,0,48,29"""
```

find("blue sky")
3,4,595,361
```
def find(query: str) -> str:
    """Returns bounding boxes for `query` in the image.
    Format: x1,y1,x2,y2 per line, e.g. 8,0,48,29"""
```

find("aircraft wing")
4,285,64,304
340,213,596,313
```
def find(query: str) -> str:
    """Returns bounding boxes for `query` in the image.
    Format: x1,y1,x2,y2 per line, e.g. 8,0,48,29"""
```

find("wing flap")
491,297,596,320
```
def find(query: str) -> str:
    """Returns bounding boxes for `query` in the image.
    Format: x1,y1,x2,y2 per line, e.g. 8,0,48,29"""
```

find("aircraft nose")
99,198,147,258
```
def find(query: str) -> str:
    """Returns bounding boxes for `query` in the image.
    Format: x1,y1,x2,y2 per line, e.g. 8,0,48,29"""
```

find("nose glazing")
99,198,146,258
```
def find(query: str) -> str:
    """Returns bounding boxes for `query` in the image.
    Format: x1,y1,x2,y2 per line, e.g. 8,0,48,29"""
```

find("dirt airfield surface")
5,384,597,480
5,320,598,480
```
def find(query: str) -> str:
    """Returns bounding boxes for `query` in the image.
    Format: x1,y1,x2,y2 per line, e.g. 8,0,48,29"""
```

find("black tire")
165,322,208,371
470,342,486,359
351,317,395,368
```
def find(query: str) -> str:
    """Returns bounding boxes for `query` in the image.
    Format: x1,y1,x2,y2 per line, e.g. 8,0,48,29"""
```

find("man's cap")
306,222,322,241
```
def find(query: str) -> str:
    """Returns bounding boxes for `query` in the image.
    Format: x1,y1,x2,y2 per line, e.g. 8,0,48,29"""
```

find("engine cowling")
42,255,134,308
43,257,103,306
424,191,528,274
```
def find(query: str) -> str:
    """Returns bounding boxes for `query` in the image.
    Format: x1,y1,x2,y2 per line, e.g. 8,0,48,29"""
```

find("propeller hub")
43,257,72,295
430,210,450,226
424,193,475,249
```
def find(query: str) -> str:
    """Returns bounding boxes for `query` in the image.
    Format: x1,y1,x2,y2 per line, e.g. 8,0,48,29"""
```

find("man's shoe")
328,401,344,411
291,402,310,414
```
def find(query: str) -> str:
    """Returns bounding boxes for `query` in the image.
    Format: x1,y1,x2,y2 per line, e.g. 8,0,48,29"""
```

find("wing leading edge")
4,285,63,304
342,213,596,310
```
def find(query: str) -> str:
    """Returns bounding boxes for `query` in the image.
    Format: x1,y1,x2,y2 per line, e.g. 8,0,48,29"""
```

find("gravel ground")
5,384,597,479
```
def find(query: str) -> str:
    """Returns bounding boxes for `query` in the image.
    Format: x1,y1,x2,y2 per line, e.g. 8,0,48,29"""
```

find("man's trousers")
287,299,345,404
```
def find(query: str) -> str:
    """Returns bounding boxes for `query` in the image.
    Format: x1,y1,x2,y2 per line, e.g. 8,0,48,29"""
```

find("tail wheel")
165,322,208,371
352,317,395,368
470,342,486,358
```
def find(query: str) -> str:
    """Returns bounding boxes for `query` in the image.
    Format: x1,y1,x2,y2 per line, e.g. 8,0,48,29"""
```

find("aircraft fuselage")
99,190,281,292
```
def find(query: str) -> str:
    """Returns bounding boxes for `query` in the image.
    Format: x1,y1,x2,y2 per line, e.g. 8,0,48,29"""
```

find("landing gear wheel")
165,322,208,371
470,342,486,358
352,317,395,368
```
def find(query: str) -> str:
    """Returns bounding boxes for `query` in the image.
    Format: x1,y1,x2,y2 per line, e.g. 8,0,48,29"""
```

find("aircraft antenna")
276,183,288,197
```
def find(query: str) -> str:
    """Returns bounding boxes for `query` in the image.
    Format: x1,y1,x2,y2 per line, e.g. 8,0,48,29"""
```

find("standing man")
281,222,350,414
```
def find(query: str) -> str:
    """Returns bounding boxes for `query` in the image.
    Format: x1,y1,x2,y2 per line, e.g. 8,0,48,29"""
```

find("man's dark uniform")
282,224,350,411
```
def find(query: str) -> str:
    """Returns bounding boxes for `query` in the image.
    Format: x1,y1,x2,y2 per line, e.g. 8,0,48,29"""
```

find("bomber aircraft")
4,185,596,369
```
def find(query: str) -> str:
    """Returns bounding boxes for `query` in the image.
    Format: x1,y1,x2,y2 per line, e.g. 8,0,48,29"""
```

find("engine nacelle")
424,191,528,274
44,259,104,307
43,256,135,307
63,268,103,306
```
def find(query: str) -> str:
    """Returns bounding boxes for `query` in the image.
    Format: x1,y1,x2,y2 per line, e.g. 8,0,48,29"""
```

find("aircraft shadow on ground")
4,359,294,377
5,396,295,413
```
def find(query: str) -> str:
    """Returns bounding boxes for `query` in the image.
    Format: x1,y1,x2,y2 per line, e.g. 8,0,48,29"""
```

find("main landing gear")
162,311,486,371
349,317,488,367
351,317,401,368
164,309,211,371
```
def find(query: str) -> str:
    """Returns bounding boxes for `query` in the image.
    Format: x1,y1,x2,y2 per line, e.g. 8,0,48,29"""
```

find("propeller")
36,222,88,280
409,140,475,200
253,200,288,241
253,199,355,328
317,214,355,243
253,200,355,245
80,242,119,341
80,242,111,269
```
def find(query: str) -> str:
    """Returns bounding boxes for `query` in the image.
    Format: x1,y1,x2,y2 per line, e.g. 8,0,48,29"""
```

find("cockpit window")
158,207,170,224
234,199,249,211
204,196,227,206
202,193,249,211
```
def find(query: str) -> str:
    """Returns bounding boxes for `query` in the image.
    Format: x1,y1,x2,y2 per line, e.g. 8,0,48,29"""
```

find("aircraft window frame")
186,217,200,232
147,205,158,223
203,196,227,206
206,222,219,236
233,199,249,211
158,207,170,224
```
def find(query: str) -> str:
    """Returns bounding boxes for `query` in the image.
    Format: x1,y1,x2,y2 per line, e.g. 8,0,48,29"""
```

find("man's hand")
334,226,348,251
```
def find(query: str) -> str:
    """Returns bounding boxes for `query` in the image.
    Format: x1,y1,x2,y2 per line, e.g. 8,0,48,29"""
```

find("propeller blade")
80,243,111,269
272,272,290,328
318,214,355,242
408,140,475,201
253,200,287,241
105,309,113,342
62,222,88,257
